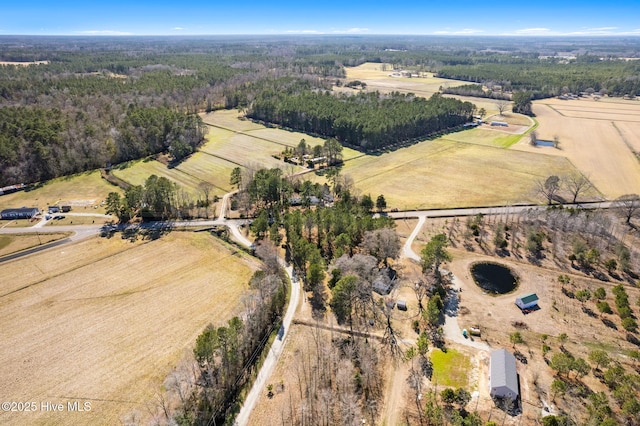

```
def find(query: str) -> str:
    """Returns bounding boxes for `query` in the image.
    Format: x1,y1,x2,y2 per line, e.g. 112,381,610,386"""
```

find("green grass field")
0,171,120,214
430,348,472,388
112,159,205,196
443,129,523,148
318,138,579,210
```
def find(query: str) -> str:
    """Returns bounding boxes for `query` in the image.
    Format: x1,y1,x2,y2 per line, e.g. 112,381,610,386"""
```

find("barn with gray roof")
489,349,519,400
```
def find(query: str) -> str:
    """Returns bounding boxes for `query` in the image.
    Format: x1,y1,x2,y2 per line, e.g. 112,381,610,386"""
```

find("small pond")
535,139,555,147
470,262,518,294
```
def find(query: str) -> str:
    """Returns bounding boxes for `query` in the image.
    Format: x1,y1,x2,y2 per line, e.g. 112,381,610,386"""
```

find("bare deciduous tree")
360,228,401,267
496,99,509,116
536,175,562,205
565,173,593,203
614,193,640,224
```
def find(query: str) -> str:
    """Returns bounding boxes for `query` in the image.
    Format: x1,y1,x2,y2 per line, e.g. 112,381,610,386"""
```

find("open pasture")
331,138,578,209
444,128,522,148
0,171,119,214
513,97,640,198
172,151,238,194
0,232,256,425
344,63,495,108
200,109,264,132
201,131,301,170
112,159,205,196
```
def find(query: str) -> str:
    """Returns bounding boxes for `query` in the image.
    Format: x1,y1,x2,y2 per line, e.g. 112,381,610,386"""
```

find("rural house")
515,293,539,310
489,349,519,400
1,207,40,220
372,267,397,295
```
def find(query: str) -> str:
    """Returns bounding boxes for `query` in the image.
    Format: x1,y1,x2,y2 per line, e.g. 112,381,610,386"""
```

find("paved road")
235,260,300,426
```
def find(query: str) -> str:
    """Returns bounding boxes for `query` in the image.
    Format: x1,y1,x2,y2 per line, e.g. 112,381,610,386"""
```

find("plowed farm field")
0,232,257,426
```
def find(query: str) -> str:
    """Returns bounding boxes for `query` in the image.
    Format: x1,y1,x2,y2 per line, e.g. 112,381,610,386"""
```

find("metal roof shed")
490,349,519,400
515,293,539,310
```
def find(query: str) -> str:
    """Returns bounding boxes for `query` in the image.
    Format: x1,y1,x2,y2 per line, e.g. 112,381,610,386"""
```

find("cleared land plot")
513,98,640,198
345,63,452,96
330,139,577,209
200,109,264,132
112,159,205,196
0,232,256,426
201,132,302,170
0,171,119,214
613,121,640,152
344,63,514,118
173,152,238,194
443,128,523,148
0,232,69,257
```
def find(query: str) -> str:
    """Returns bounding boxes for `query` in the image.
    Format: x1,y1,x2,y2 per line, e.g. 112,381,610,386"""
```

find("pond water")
470,262,518,294
535,140,555,147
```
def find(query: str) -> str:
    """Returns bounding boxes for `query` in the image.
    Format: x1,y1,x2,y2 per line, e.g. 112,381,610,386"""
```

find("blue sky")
2,0,639,36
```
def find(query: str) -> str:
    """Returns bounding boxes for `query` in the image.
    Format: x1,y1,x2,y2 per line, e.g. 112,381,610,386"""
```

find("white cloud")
514,27,552,35
286,29,322,34
338,27,370,34
433,28,485,35
76,30,133,36
172,27,185,31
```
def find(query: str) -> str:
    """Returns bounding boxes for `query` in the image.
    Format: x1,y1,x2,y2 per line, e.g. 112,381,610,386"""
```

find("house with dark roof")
1,207,39,220
489,349,519,400
515,293,539,310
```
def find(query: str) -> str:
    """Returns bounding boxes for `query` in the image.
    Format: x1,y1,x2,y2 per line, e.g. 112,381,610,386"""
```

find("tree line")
0,105,206,186
437,60,640,98
248,88,475,151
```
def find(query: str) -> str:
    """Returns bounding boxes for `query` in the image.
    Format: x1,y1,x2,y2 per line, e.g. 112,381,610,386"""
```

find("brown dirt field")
512,98,640,199
0,232,257,425
0,233,70,257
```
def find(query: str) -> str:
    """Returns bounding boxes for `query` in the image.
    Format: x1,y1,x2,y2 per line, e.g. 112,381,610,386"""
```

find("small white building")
489,349,519,400
515,293,539,310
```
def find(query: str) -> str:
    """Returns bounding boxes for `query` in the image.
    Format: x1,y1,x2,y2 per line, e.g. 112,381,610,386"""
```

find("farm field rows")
0,232,256,426
513,97,640,198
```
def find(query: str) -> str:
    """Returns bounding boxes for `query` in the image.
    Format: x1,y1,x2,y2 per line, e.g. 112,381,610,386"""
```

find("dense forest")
1,35,639,185
437,60,640,98
248,88,475,150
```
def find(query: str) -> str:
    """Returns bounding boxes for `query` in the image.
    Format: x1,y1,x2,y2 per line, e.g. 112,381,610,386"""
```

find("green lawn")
430,348,472,388
442,129,523,148
0,171,119,214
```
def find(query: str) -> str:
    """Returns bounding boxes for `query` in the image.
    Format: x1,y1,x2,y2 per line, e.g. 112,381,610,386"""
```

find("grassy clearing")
326,138,577,209
0,171,120,214
0,232,71,257
430,348,472,388
443,129,523,148
172,152,238,194
200,109,264,131
112,159,205,196
0,231,257,426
